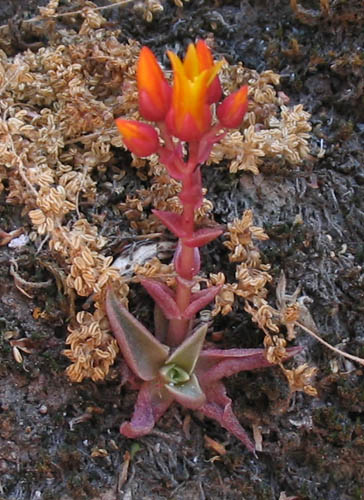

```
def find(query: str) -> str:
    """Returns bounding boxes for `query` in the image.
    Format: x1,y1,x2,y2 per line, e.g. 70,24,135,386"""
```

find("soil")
0,1,364,499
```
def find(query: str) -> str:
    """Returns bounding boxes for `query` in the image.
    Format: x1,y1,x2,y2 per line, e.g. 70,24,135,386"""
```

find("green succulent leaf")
164,373,206,409
165,323,207,375
106,288,169,381
159,363,190,385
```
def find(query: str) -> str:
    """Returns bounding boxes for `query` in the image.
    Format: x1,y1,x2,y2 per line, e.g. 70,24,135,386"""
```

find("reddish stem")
167,142,201,346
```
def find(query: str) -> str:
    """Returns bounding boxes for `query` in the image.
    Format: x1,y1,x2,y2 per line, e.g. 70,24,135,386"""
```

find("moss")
313,406,357,449
39,351,66,373
43,492,61,500
66,472,98,499
57,447,82,472
336,375,364,407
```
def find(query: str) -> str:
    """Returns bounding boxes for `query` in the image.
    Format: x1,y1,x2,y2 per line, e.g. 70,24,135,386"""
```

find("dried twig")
10,260,53,289
0,0,134,32
8,135,38,197
296,320,364,367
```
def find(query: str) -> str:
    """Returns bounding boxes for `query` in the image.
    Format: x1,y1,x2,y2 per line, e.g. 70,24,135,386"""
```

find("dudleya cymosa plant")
106,40,300,452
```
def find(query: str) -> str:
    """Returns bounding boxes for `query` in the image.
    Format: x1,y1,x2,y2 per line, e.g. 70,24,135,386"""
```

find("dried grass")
0,16,140,381
213,211,318,395
210,65,311,174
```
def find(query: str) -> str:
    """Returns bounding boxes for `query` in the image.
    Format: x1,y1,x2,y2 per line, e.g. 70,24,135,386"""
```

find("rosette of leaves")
106,289,300,452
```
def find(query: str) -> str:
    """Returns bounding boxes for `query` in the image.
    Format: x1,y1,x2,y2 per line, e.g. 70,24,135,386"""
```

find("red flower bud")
217,85,249,129
115,119,159,157
165,106,212,142
195,40,222,104
166,43,222,141
137,47,171,121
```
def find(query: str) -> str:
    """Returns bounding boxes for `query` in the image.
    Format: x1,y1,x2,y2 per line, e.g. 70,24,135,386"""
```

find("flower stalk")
108,40,300,451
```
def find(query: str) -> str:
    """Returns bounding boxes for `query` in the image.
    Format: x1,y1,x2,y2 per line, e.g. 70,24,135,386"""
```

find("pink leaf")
153,304,169,343
183,285,222,319
159,146,185,181
183,227,223,248
196,346,302,452
197,346,302,383
199,380,256,452
106,288,169,381
174,242,201,279
197,130,226,165
152,209,186,238
140,279,181,320
120,380,173,438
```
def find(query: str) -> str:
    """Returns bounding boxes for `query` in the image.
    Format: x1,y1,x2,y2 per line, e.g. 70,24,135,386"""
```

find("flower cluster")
116,39,248,159
115,40,249,345
108,41,299,452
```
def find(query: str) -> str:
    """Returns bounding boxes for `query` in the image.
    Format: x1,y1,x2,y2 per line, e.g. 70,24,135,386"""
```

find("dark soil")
1,1,364,499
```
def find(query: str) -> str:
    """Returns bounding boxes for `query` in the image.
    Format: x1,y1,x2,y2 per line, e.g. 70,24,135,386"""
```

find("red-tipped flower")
137,46,171,121
115,118,159,157
217,85,249,129
166,42,223,142
195,40,222,104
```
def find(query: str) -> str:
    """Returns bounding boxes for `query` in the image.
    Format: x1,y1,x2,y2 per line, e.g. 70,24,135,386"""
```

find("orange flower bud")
195,40,222,103
137,46,171,121
166,42,223,142
115,118,159,157
217,85,249,129
166,105,212,143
